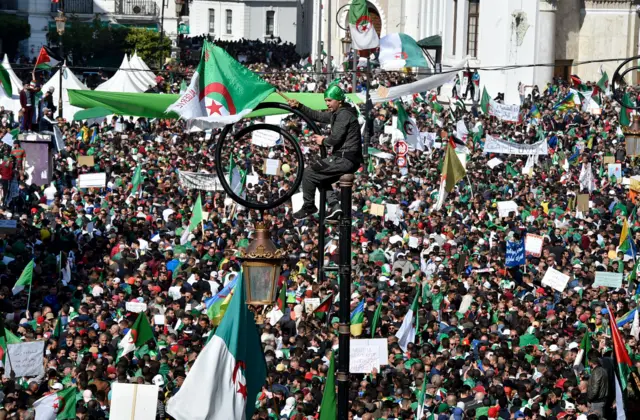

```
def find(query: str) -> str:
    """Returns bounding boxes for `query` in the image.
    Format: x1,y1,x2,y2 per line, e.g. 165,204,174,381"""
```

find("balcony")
117,0,158,17
0,0,17,11
50,0,93,14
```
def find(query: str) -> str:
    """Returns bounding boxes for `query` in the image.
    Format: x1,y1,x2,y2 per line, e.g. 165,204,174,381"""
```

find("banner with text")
489,101,521,122
483,135,548,156
178,171,224,191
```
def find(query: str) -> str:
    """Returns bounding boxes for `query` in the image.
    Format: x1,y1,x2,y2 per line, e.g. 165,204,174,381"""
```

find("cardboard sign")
0,220,18,234
369,203,385,217
577,194,589,212
264,159,281,176
593,272,623,289
77,156,95,168
524,234,543,257
487,158,503,169
153,315,165,325
110,383,158,420
541,267,570,292
125,302,148,313
631,176,640,193
603,156,615,165
3,341,45,378
78,173,106,188
349,339,388,373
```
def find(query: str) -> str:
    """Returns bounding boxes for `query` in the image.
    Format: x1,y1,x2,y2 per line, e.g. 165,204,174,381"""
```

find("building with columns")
313,0,640,104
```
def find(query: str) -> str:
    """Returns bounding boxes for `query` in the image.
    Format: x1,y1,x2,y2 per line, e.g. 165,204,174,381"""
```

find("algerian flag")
395,291,418,352
348,0,379,51
180,194,204,245
379,33,427,70
166,271,266,420
33,387,77,420
167,40,275,124
117,312,154,360
480,87,491,114
179,79,188,94
0,65,12,97
318,351,337,420
416,375,428,420
395,100,422,151
12,260,34,295
229,154,247,198
131,164,144,197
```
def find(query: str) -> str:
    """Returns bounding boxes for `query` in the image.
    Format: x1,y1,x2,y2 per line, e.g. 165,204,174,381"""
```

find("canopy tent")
96,55,150,93
41,64,88,121
0,54,25,114
68,90,363,120
129,53,156,87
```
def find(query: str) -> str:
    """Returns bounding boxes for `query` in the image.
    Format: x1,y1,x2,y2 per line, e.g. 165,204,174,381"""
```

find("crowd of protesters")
0,39,637,420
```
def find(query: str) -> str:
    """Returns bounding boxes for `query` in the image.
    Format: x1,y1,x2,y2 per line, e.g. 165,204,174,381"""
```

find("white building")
187,0,313,56
0,0,183,60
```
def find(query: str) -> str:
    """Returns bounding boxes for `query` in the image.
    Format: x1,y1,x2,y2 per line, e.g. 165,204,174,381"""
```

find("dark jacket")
587,365,609,402
298,103,362,159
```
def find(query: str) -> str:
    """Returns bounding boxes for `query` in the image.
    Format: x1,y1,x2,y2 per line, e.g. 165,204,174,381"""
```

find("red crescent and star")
233,360,247,399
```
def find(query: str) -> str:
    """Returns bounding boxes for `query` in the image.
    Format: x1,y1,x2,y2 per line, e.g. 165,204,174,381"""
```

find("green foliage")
124,28,172,68
0,15,31,58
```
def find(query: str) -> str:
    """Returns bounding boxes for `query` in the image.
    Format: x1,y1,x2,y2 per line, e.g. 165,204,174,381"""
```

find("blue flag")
506,240,525,267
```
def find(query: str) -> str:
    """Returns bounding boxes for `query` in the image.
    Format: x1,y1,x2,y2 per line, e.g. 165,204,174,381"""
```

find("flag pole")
26,281,32,318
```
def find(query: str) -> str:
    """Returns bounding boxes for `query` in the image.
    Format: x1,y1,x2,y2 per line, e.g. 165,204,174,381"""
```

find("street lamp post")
240,223,285,305
54,10,67,120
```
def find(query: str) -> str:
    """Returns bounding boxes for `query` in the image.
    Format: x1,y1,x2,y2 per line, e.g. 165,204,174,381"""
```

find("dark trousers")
22,106,34,131
302,156,357,209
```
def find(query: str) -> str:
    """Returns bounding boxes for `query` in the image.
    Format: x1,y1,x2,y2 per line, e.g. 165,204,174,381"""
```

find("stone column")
534,0,557,87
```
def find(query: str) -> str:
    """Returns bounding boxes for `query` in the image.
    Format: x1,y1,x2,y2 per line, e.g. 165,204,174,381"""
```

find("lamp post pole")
337,174,354,420
54,8,67,120
159,0,166,69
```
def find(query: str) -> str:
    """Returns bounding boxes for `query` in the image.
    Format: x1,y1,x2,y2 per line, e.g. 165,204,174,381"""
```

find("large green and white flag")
167,40,275,124
379,33,427,70
117,312,154,360
395,101,422,151
166,270,266,420
33,386,77,420
348,0,379,51
12,260,34,295
180,194,204,245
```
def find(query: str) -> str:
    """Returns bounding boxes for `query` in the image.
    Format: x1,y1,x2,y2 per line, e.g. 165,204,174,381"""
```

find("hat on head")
324,82,345,102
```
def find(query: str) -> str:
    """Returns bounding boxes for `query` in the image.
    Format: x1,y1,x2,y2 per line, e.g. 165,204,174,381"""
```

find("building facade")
0,0,182,60
187,0,312,56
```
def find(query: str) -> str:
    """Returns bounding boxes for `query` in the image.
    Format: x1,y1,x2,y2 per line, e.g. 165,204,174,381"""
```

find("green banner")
68,90,363,120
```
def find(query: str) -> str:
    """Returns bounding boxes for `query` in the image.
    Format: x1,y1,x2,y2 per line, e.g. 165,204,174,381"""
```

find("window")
266,11,275,36
226,9,232,34
208,9,215,33
452,0,458,55
467,0,479,57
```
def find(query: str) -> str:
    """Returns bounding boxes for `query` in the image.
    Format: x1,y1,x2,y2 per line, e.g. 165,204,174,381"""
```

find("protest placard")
153,315,165,325
78,173,106,188
264,159,281,176
524,234,543,257
110,383,158,420
608,163,622,181
505,240,525,267
4,341,45,378
252,130,280,148
304,298,321,314
369,203,385,217
488,101,520,122
125,302,148,313
77,156,95,168
487,158,503,169
631,176,640,193
603,156,615,165
497,201,519,218
483,136,548,156
0,220,18,235
349,339,388,373
577,194,590,212
408,236,420,249
541,267,570,292
178,171,224,191
593,272,623,288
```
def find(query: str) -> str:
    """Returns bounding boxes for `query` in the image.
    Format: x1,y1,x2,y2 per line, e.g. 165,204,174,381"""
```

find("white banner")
483,135,548,156
489,101,520,122
78,173,106,188
178,171,224,191
251,130,281,148
349,339,388,373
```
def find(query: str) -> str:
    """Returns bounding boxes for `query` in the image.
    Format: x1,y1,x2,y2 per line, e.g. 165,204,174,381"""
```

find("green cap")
324,84,345,102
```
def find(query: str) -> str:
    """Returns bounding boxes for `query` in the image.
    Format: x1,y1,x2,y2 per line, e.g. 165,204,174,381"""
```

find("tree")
0,15,30,59
125,28,172,68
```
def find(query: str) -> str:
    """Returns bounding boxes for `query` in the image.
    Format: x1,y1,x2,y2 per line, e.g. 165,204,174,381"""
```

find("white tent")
0,54,24,114
41,63,88,121
130,53,156,88
96,55,150,93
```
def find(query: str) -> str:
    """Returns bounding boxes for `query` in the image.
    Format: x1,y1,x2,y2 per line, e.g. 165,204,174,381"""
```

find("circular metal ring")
612,56,640,110
336,4,349,31
214,102,326,210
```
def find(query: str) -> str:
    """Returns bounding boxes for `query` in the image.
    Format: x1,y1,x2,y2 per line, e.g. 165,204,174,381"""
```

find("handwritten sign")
252,130,280,148
524,234,544,257
593,272,623,289
110,383,158,420
577,194,590,212
4,341,45,378
125,302,148,313
541,267,570,292
77,155,95,168
264,159,281,176
78,173,106,188
488,101,521,122
369,203,385,217
349,339,388,373
505,240,525,267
